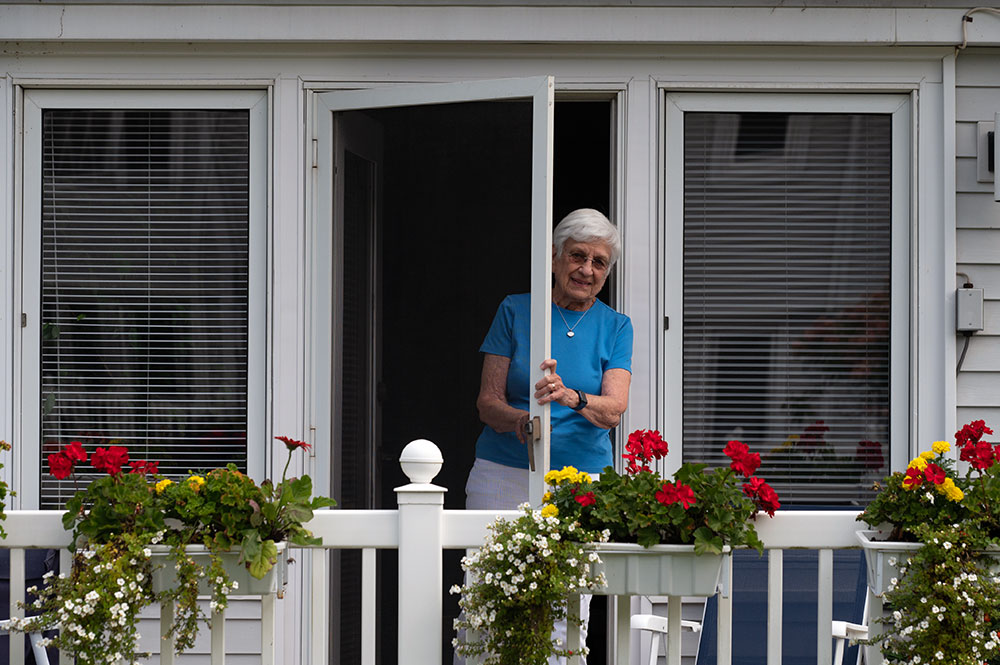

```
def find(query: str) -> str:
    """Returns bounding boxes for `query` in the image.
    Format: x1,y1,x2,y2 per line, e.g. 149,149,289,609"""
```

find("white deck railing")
1,441,866,665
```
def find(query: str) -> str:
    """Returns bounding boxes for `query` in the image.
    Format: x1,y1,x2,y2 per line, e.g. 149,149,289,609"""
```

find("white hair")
553,208,621,266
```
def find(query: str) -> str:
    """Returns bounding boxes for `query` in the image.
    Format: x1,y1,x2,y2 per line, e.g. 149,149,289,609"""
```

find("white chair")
631,613,701,665
0,619,51,665
831,593,868,665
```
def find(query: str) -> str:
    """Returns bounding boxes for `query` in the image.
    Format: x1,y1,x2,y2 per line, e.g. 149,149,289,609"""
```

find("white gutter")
1,5,999,46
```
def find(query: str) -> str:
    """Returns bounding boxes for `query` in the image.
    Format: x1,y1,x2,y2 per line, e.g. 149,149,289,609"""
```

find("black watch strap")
572,389,588,411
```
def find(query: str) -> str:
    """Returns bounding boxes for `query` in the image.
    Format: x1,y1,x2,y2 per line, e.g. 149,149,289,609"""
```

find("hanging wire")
959,7,1000,49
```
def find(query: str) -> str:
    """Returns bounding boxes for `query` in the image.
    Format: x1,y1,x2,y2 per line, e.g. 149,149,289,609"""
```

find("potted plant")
9,435,335,663
453,429,780,664
857,420,1000,665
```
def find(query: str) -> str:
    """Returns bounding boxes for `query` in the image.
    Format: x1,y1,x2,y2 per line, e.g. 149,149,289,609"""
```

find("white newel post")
396,439,446,665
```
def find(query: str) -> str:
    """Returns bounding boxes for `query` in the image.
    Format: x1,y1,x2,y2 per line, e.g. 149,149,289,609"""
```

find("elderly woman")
459,209,632,664
467,207,633,509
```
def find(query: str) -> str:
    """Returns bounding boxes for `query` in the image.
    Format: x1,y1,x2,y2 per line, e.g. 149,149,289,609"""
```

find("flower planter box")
587,542,730,596
856,530,920,597
150,542,289,597
857,530,1000,596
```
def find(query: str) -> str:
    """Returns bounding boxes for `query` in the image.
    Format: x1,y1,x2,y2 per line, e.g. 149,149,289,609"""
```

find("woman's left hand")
534,359,572,406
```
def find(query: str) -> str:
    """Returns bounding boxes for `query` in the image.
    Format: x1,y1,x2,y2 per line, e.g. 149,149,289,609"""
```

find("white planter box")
150,541,289,596
857,529,1000,597
856,530,919,596
588,542,729,596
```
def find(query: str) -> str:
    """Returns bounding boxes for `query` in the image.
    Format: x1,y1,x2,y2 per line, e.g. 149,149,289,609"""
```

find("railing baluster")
717,554,733,665
160,597,176,665
767,549,783,665
666,594,682,665
211,608,225,664
311,549,329,665
817,549,834,665
362,547,376,665
9,548,24,665
261,592,277,665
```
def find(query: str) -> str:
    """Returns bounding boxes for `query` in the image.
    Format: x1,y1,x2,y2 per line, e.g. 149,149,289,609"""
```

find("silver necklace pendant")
566,330,575,338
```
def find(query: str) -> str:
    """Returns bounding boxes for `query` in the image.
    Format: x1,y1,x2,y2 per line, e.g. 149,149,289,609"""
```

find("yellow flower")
937,477,964,502
932,440,951,455
544,466,580,486
542,491,552,503
576,471,592,484
187,475,206,490
908,457,928,471
920,451,936,460
540,504,558,518
154,478,173,494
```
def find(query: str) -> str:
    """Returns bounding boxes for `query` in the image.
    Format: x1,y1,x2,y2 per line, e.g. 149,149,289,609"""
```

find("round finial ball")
399,439,443,484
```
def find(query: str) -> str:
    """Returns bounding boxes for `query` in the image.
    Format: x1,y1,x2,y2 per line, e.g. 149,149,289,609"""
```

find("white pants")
456,458,591,665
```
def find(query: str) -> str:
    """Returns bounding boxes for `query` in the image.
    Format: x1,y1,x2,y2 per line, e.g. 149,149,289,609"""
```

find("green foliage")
860,424,1000,664
546,463,768,554
452,505,607,665
868,524,1000,665
14,437,335,663
0,440,13,539
858,447,968,542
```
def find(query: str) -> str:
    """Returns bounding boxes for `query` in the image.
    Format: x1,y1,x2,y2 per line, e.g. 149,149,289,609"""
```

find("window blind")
682,112,892,507
39,109,250,508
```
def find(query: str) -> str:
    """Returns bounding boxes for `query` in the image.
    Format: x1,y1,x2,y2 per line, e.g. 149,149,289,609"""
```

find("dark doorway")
333,98,613,664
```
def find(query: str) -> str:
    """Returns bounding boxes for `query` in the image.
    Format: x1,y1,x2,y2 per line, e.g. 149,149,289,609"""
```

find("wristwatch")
572,389,588,411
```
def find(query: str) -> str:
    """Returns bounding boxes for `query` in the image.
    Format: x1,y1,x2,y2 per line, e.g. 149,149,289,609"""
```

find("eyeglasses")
567,250,610,272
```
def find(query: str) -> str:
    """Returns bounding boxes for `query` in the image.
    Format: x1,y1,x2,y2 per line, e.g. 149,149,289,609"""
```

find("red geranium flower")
623,429,669,474
956,419,993,448
961,440,996,471
129,460,159,476
655,480,696,509
275,435,312,452
743,476,781,517
92,446,130,476
724,440,761,477
924,462,946,485
63,440,87,463
48,453,74,480
902,466,924,489
574,491,596,507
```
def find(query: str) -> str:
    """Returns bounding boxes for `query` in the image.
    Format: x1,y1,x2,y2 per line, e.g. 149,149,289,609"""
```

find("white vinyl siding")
955,53,1000,429
664,93,911,507
19,90,267,509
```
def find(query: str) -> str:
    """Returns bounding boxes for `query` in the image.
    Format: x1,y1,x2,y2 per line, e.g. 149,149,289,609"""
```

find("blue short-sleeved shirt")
475,293,633,473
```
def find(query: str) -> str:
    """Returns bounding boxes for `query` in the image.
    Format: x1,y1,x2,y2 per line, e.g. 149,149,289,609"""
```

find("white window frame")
14,88,269,507
661,91,912,479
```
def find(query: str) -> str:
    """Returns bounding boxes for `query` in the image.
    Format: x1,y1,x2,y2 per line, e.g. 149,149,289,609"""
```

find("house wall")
0,3,996,663
956,49,1000,430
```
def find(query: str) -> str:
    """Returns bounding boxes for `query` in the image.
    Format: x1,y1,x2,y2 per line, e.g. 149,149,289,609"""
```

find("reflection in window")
683,112,891,506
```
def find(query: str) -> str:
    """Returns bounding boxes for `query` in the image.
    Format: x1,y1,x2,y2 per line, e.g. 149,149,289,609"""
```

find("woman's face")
552,238,612,308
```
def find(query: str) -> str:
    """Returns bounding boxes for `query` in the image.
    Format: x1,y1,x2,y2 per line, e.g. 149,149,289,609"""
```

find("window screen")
683,112,891,507
39,109,251,508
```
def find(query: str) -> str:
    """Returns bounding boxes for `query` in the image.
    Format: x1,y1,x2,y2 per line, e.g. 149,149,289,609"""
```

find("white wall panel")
957,193,1000,228
958,228,1000,262
958,371,1000,405
957,85,1000,121
957,156,993,192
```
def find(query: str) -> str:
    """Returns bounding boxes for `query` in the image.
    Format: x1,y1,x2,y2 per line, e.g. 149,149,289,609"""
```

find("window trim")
15,88,268,508
661,91,912,481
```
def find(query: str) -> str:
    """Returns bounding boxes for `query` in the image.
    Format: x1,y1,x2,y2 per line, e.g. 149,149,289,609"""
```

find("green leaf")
693,527,724,555
248,539,279,579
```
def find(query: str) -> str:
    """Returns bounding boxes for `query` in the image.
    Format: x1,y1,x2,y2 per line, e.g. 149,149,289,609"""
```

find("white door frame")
311,76,555,506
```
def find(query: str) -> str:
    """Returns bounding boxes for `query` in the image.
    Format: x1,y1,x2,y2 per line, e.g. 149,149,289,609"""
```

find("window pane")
39,109,250,508
683,112,891,507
